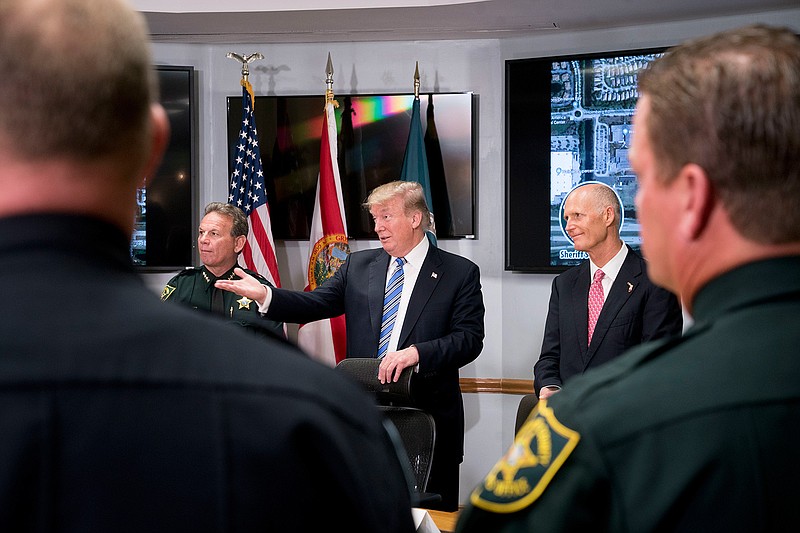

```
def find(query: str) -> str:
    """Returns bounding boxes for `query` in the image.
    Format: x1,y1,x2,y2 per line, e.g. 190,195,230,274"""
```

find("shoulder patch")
161,285,176,301
470,400,580,513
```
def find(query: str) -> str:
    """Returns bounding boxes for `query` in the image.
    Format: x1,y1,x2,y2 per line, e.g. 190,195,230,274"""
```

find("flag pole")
414,61,420,99
400,60,437,245
226,52,265,104
298,51,350,365
224,50,283,288
325,52,338,109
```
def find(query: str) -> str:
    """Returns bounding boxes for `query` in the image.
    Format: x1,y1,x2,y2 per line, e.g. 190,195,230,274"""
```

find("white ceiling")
134,0,798,44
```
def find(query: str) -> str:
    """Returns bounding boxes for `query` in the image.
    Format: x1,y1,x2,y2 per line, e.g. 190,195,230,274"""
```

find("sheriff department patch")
470,400,580,513
161,285,176,301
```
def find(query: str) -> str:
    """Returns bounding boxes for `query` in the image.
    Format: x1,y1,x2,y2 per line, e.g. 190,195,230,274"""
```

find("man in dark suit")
217,180,485,511
0,1,416,530
534,182,682,399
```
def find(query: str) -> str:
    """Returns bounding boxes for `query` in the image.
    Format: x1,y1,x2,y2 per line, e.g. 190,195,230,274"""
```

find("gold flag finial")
414,61,421,99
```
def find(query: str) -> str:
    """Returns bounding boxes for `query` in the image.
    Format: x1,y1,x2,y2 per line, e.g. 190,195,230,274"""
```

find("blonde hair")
363,181,431,229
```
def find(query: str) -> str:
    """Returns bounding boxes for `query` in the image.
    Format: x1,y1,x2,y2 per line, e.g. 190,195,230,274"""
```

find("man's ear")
411,210,422,229
677,163,714,241
234,234,247,254
604,205,616,228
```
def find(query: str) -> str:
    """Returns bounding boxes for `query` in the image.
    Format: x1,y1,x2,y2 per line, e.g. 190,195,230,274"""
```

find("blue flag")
400,97,437,246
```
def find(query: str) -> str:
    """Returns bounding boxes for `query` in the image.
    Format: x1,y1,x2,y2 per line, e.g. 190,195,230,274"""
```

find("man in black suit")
217,180,486,511
534,183,682,399
0,1,416,530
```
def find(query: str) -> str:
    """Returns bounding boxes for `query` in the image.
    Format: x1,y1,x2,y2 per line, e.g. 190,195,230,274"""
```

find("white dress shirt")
385,236,429,353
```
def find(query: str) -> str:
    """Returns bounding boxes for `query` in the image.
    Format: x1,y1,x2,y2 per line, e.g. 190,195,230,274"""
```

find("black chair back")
335,357,414,405
381,406,436,493
336,358,440,505
515,394,539,435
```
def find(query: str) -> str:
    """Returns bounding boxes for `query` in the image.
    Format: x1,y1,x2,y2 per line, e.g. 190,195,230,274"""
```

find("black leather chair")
336,358,441,507
336,357,415,406
515,394,539,435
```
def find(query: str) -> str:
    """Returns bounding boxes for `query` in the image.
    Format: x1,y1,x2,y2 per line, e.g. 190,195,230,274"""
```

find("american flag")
228,81,281,288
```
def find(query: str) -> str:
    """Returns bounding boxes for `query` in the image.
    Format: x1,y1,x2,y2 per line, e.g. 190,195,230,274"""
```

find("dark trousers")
425,459,460,511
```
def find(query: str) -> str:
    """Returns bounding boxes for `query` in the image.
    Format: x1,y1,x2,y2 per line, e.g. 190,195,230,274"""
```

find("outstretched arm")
215,268,269,306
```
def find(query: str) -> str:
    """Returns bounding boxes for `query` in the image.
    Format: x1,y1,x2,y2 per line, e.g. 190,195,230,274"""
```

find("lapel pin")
431,272,438,279
627,282,634,293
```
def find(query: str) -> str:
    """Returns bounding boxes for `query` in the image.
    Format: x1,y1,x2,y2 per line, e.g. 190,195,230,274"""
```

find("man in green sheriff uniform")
458,25,800,531
162,202,284,341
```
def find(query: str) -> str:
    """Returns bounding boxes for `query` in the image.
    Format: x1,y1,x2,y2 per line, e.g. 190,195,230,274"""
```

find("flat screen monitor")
505,47,666,272
226,92,477,240
131,65,197,270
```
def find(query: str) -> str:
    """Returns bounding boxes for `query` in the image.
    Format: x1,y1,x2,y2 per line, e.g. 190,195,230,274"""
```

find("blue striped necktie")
378,257,405,358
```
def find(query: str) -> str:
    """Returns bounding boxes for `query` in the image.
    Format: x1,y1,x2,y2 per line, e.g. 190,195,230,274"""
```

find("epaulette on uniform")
175,266,200,278
243,268,264,279
242,268,269,284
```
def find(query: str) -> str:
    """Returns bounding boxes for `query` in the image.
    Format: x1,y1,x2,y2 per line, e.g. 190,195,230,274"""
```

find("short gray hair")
0,0,155,165
204,202,249,238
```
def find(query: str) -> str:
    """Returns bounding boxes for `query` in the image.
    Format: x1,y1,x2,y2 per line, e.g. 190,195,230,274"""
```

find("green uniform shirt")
162,265,285,342
459,256,800,532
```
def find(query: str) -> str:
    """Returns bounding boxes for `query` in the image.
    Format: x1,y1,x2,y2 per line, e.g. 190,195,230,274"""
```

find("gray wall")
144,7,800,505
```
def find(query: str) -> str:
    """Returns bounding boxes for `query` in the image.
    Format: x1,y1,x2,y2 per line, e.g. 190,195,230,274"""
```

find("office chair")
336,358,441,507
515,394,539,435
335,357,414,406
382,407,436,494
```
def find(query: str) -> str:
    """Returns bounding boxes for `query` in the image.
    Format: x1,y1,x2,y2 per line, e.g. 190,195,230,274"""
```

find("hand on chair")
378,345,420,384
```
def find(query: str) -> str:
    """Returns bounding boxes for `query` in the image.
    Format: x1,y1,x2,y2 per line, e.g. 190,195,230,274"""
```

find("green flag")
400,97,437,246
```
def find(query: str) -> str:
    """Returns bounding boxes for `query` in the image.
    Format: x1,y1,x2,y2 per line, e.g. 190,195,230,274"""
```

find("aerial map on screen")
549,52,663,267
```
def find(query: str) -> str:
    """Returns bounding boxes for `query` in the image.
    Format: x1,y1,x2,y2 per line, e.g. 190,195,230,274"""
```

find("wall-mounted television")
226,92,477,240
131,65,197,270
505,47,666,273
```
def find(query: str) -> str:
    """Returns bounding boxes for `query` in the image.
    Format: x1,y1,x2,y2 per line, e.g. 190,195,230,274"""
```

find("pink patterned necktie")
588,269,605,344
